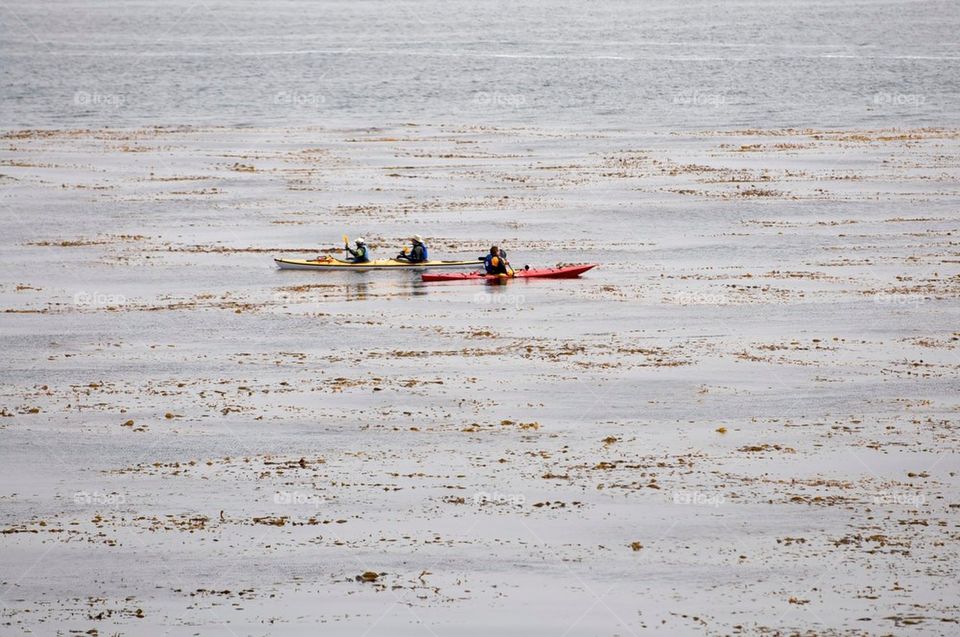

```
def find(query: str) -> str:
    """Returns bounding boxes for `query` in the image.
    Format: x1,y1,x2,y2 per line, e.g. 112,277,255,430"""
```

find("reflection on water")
409,281,430,298
343,280,370,301
338,274,436,301
332,272,536,307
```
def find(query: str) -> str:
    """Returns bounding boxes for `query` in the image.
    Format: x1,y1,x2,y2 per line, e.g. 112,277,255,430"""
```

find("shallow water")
1,2,960,635
1,124,959,634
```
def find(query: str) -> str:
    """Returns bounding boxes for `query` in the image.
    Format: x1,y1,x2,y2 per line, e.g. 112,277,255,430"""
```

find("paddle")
501,249,515,277
342,234,349,258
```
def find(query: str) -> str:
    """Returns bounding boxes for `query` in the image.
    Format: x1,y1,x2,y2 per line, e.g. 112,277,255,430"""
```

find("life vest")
410,242,428,262
484,254,507,274
350,245,369,262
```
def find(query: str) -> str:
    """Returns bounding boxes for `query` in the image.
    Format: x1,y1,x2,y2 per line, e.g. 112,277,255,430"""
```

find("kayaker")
345,237,370,263
396,235,429,263
483,246,510,275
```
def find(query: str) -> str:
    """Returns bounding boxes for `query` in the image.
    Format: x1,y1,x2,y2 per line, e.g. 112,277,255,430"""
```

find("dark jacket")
408,242,428,262
484,252,508,274
346,244,369,262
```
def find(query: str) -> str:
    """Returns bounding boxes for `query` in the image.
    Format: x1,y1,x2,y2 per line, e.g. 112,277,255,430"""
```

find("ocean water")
3,3,960,634
1,0,958,130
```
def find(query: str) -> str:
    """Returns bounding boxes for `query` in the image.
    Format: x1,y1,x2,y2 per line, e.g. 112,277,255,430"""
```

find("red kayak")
421,263,596,283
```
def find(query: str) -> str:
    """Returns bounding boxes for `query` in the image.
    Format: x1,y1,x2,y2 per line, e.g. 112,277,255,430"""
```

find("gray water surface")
2,0,958,130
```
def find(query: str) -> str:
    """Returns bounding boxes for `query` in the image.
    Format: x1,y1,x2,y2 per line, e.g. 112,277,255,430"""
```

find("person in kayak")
396,235,429,263
345,237,369,263
483,246,510,275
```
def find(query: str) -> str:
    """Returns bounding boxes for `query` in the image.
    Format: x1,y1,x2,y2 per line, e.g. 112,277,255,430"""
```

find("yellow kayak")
274,256,483,271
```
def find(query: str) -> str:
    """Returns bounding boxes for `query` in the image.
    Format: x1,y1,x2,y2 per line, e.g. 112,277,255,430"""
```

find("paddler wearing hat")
345,237,370,263
395,234,429,263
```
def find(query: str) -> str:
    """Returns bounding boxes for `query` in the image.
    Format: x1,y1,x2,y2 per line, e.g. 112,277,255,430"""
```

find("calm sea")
1,0,958,130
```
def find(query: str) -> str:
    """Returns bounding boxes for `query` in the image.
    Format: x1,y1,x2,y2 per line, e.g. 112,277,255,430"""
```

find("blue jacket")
484,252,508,274
346,244,369,262
409,242,428,262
